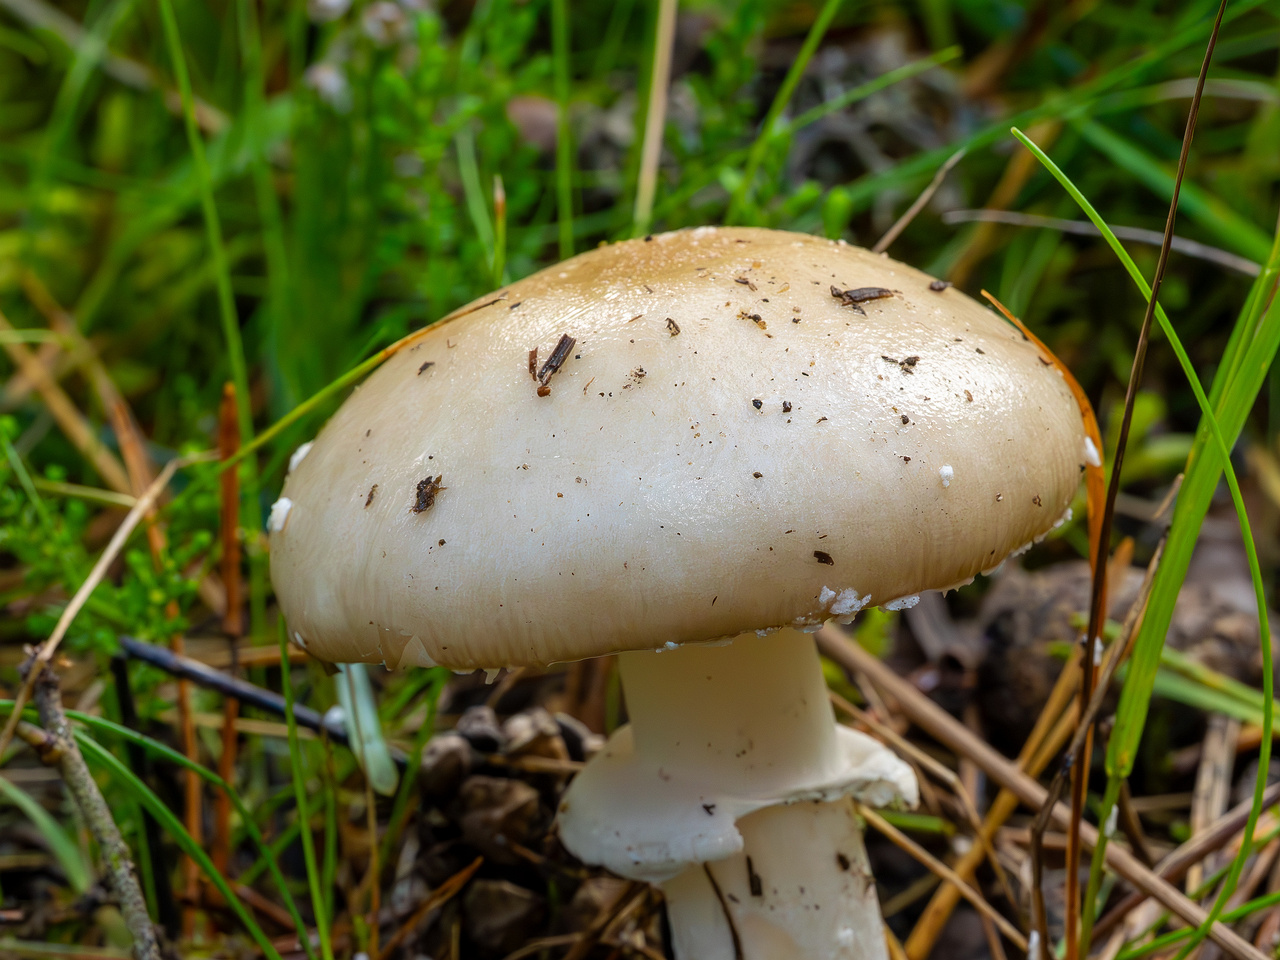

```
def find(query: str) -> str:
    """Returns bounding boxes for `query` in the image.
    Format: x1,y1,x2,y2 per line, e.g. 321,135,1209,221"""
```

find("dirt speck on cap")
412,475,445,513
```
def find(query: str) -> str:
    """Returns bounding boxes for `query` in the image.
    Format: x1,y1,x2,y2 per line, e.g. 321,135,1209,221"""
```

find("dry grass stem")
375,856,482,960
873,147,966,253
0,454,202,760
858,803,1028,951
0,307,131,493
19,663,161,960
633,0,678,235
820,628,1271,960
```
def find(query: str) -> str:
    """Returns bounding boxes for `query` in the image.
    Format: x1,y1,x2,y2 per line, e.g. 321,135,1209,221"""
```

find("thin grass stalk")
154,0,254,459
278,620,335,960
378,670,446,870
1007,126,1278,954
214,384,241,893
157,0,267,654
456,126,496,256
60,711,318,960
321,734,339,931
551,0,574,258
632,0,677,236
72,735,282,960
236,0,286,636
725,0,844,223
493,175,507,287
1069,7,1226,952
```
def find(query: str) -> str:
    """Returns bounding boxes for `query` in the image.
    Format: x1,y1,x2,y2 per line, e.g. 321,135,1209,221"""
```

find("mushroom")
269,227,1086,959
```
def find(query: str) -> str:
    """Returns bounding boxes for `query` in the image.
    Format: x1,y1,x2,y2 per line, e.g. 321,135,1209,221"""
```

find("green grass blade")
279,619,335,960
551,0,574,259
155,0,254,450
61,711,317,960
725,0,845,224
155,0,266,634
456,126,496,257
378,669,447,870
1074,119,1274,262
1010,127,1280,955
0,772,92,894
72,734,282,960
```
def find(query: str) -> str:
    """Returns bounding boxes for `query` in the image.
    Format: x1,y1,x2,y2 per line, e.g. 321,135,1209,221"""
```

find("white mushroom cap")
269,227,1085,669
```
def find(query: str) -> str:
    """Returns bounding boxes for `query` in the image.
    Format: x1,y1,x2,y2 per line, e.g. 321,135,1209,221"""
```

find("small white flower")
304,63,351,113
362,1,408,46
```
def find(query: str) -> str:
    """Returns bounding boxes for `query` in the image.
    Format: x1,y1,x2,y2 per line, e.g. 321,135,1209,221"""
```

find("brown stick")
831,692,1020,918
1094,780,1280,939
818,628,1270,960
858,803,1028,951
213,384,241,896
374,856,482,960
904,639,1082,958
18,663,161,960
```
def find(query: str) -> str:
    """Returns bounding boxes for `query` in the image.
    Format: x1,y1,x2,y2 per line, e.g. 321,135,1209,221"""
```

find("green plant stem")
378,669,447,870
1010,127,1280,956
157,0,266,629
725,0,845,223
279,620,335,960
236,0,289,637
61,711,316,960
551,0,573,259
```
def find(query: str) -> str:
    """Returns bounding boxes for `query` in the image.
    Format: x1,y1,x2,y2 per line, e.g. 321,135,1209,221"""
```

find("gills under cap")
269,226,1086,669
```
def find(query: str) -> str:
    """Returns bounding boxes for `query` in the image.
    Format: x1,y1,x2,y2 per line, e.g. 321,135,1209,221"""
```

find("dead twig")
375,856,482,960
16,661,161,960
831,692,1020,919
0,307,131,493
116,635,354,747
1189,715,1242,893
872,147,966,254
818,628,1271,960
1094,781,1280,939
632,0,677,235
941,210,1261,275
858,803,1028,951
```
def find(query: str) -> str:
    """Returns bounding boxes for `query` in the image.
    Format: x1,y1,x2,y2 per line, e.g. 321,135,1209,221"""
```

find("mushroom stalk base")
662,799,886,960
558,630,910,960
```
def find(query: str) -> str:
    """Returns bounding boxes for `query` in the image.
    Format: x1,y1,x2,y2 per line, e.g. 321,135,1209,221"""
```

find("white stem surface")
557,629,915,959
662,799,888,960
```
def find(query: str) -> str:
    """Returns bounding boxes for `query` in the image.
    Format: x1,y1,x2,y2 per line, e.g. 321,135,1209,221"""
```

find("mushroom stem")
558,630,913,959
